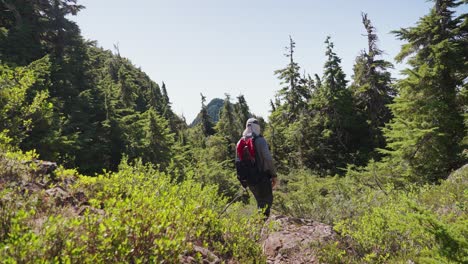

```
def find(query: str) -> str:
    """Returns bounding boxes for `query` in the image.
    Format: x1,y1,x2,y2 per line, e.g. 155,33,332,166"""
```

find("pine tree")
234,94,251,135
302,37,361,175
216,94,237,143
265,103,290,172
199,93,215,137
159,82,181,133
350,13,395,160
145,109,174,169
267,36,312,171
383,0,467,182
0,1,182,174
274,36,310,122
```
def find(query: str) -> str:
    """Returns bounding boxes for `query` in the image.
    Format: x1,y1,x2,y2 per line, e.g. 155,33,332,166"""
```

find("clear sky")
70,0,438,122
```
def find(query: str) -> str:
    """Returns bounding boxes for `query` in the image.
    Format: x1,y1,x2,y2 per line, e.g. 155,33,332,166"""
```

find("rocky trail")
262,215,335,264
180,214,336,264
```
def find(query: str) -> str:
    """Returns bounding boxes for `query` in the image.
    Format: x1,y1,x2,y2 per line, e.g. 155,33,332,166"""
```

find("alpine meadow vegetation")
0,0,467,263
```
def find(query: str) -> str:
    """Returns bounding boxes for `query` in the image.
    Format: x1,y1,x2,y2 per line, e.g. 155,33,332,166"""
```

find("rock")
45,186,68,198
77,205,104,216
74,191,87,203
447,163,468,184
262,215,335,264
34,160,58,175
22,182,44,193
193,245,220,264
27,159,58,177
45,186,77,206
179,245,220,264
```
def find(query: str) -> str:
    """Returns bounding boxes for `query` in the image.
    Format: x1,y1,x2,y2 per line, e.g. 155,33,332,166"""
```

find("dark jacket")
236,135,276,178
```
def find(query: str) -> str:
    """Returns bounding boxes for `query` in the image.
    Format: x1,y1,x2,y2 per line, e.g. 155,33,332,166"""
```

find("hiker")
235,118,277,218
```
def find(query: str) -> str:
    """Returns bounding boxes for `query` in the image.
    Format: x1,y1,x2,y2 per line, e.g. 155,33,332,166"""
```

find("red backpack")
235,136,261,186
236,137,255,162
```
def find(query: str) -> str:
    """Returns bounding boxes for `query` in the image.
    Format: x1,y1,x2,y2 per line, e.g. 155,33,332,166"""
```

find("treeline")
0,0,186,174
189,0,467,189
1,0,466,186
266,6,466,184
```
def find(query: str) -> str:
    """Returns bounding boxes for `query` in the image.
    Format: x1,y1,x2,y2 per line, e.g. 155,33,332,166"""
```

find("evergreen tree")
0,0,83,66
234,94,251,135
0,1,181,174
211,94,237,164
199,93,215,137
161,82,170,107
267,36,313,171
383,0,467,182
216,94,237,143
274,36,311,122
145,109,174,169
158,82,185,135
302,37,361,175
350,13,395,160
265,105,290,172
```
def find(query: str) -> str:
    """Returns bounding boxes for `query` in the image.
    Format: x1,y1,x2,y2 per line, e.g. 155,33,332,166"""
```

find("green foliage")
274,170,375,224
216,94,238,144
300,37,364,175
0,58,53,147
198,94,216,137
2,1,467,262
350,13,394,161
189,137,239,199
275,161,467,263
383,0,467,183
317,167,467,263
0,1,183,174
274,36,311,122
0,152,265,263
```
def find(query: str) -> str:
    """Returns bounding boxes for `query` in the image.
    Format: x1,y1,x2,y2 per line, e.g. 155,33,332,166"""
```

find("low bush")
0,153,265,263
317,169,467,263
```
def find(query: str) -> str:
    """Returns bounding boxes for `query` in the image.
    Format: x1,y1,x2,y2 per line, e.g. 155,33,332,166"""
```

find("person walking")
235,118,277,218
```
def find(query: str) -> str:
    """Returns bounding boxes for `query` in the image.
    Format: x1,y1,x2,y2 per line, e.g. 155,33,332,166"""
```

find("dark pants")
248,176,273,218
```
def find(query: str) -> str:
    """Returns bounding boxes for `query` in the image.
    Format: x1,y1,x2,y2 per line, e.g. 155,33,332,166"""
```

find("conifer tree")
216,94,237,143
383,0,467,182
267,37,312,171
148,82,165,115
159,82,181,133
265,104,289,172
145,109,174,169
303,37,361,175
0,1,181,174
350,13,394,160
199,93,215,137
234,94,250,135
274,36,310,121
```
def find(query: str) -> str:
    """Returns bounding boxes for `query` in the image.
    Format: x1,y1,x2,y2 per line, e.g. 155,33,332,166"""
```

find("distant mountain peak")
190,98,224,127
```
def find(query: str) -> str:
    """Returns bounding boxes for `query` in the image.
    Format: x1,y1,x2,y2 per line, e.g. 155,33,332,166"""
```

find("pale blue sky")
71,0,439,122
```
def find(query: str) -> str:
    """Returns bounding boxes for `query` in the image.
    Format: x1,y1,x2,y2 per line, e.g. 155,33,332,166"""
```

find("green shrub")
318,177,467,263
0,156,265,263
274,169,384,225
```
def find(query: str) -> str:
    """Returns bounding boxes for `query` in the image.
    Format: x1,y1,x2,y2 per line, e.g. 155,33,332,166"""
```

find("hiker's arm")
256,137,276,178
235,140,240,162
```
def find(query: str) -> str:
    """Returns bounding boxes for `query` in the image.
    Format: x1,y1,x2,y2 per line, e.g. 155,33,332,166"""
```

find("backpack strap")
252,135,261,165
